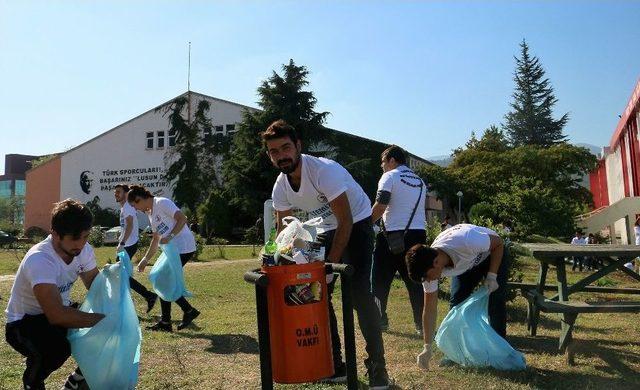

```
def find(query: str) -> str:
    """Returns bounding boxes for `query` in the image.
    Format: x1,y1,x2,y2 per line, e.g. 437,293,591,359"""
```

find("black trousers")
160,251,195,322
5,314,71,390
372,229,425,329
322,217,386,366
123,243,154,300
449,247,511,338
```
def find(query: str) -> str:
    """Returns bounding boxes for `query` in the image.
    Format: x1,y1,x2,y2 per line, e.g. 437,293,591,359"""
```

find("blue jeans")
449,247,510,338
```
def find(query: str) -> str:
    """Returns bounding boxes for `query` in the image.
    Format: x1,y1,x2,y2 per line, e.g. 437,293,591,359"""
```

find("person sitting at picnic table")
404,223,510,370
570,230,587,272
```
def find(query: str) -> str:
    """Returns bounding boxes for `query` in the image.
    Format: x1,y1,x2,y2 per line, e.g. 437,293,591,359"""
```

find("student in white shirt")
114,183,158,313
263,120,391,389
404,223,509,370
371,145,426,335
128,185,200,332
4,199,105,390
570,230,587,272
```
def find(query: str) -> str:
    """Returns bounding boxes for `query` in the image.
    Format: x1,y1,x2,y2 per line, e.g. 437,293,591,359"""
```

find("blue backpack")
435,286,526,370
148,242,192,302
67,251,141,389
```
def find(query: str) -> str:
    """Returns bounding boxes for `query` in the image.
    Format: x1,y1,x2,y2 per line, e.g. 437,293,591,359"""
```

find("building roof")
27,90,432,169
610,78,640,150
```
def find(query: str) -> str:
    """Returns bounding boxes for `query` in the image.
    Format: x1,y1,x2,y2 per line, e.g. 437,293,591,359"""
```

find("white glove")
417,343,432,370
484,272,499,293
116,244,125,254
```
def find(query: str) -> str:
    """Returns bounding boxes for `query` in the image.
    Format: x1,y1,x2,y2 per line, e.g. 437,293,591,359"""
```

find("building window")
214,125,224,135
146,132,154,149
157,131,165,149
169,129,176,147
14,180,26,196
226,124,236,134
0,180,11,198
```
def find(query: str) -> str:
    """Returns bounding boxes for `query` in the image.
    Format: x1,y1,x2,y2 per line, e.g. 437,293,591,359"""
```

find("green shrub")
469,201,497,222
88,226,104,247
211,237,229,259
193,234,205,261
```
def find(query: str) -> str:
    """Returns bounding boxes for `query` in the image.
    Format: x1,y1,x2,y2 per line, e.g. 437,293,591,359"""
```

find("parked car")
103,226,122,245
0,230,17,248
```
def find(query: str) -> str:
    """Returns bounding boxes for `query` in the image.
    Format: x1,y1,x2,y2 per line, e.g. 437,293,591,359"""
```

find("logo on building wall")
80,171,94,194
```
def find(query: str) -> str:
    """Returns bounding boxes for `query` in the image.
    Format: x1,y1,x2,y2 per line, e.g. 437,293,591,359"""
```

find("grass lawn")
1,248,639,389
0,244,258,276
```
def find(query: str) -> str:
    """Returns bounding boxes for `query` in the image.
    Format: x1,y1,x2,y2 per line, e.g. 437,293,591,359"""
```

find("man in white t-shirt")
5,199,105,390
114,184,157,313
263,120,391,389
371,145,426,335
404,223,509,370
128,185,200,332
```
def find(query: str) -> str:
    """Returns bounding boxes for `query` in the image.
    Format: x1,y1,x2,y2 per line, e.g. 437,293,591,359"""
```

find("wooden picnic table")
515,244,640,364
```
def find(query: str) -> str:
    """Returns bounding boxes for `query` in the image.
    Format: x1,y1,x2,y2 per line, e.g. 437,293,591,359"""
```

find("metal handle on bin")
244,269,269,287
325,263,354,277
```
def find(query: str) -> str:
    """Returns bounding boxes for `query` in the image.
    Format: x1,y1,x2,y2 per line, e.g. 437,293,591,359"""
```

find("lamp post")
456,191,463,222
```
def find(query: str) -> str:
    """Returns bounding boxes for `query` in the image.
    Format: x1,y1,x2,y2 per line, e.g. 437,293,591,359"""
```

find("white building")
25,91,254,230
24,91,440,231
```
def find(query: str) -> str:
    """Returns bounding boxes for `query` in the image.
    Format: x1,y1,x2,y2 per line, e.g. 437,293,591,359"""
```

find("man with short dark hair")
404,223,509,370
371,145,426,335
5,199,105,390
114,184,157,313
262,119,392,389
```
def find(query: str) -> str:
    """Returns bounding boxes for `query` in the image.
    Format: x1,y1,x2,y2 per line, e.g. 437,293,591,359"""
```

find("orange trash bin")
261,261,334,383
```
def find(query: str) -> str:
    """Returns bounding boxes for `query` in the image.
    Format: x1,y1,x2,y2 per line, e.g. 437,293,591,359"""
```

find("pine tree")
222,60,329,222
160,94,226,213
503,40,568,147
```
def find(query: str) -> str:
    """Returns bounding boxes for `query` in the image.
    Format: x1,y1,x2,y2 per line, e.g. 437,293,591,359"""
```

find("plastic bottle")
264,227,278,255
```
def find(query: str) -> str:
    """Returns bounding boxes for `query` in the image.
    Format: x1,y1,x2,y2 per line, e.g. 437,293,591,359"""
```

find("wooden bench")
507,281,640,295
521,289,640,364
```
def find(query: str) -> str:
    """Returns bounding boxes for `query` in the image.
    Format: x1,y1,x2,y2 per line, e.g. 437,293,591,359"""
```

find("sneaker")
365,358,392,390
145,293,158,314
415,326,423,337
177,308,200,330
320,362,347,384
61,368,89,390
147,320,172,332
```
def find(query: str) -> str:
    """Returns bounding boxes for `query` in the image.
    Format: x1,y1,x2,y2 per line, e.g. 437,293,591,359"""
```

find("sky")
1,1,639,173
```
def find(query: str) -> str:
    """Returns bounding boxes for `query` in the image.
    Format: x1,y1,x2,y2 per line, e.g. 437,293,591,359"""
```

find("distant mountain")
575,143,602,157
426,154,453,167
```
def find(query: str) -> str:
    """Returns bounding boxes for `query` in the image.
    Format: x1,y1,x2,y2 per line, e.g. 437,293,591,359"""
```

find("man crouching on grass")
4,199,105,390
405,223,510,370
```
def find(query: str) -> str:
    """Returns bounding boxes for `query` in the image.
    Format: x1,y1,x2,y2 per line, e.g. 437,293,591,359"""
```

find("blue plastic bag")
435,286,526,370
67,251,142,390
148,242,192,302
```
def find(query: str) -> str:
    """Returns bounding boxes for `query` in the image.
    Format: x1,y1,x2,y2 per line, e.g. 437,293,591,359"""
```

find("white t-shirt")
570,236,587,245
377,165,426,231
422,224,497,293
634,226,640,245
272,154,372,233
5,236,97,323
149,197,196,254
119,201,139,247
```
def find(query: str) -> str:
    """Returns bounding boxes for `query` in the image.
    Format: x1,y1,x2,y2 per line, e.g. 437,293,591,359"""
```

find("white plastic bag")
275,216,315,248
